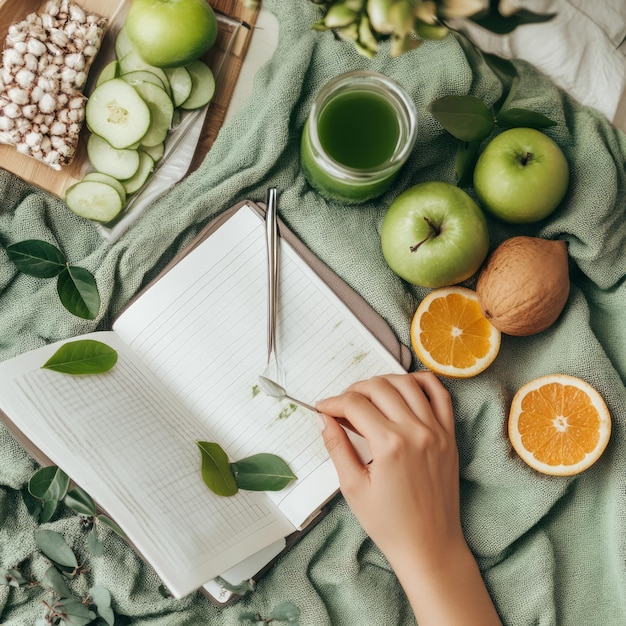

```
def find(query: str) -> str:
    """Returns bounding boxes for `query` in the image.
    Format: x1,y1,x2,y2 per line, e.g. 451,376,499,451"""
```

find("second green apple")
473,127,569,224
381,181,489,288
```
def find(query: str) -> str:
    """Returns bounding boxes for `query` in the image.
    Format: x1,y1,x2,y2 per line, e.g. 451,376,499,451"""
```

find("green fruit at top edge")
473,127,570,224
381,181,489,288
125,0,218,68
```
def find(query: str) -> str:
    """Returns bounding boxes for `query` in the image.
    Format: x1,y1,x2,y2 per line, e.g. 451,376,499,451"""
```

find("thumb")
319,412,365,485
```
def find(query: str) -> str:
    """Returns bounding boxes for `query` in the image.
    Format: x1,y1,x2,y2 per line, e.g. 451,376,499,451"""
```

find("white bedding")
458,0,626,129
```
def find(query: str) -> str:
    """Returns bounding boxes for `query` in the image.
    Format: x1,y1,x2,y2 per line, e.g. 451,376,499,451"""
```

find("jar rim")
307,70,418,184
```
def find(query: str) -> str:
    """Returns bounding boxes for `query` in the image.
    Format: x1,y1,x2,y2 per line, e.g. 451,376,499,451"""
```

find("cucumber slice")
65,180,123,223
119,51,170,95
86,78,151,149
87,133,140,180
131,81,174,148
122,151,155,195
83,171,127,203
165,66,192,108
140,142,164,163
115,24,134,59
180,60,215,110
122,70,167,92
95,60,120,87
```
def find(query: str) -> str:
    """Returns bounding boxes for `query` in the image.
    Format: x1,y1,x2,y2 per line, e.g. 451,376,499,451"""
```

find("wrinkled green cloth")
1,1,626,624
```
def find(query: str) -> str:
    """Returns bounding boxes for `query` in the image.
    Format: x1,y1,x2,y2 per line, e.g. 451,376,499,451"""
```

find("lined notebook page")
114,204,405,526
0,332,293,599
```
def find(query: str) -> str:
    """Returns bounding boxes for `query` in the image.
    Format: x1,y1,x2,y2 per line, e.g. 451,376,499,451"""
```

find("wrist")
387,538,502,626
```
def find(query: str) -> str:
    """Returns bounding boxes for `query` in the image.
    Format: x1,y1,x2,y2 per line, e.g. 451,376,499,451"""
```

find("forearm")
388,540,502,626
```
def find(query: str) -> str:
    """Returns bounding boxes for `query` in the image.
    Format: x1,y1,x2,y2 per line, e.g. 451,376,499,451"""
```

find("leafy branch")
309,0,554,58
239,601,301,625
6,240,100,320
428,56,556,185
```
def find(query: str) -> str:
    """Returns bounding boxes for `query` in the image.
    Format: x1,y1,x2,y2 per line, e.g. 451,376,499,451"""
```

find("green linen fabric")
1,0,625,624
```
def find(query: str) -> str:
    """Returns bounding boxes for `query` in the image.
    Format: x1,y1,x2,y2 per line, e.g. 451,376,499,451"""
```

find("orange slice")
410,286,501,378
508,374,611,476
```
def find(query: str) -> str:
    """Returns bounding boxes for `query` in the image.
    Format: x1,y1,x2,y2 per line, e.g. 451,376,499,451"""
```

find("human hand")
316,371,464,568
316,372,501,625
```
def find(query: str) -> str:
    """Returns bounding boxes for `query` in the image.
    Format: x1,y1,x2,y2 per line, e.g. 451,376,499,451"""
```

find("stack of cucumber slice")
65,25,215,224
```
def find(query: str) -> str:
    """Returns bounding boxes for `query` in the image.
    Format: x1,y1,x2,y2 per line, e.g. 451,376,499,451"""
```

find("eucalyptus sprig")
310,0,555,58
428,57,556,185
197,441,297,497
239,601,301,625
2,522,117,625
6,239,100,320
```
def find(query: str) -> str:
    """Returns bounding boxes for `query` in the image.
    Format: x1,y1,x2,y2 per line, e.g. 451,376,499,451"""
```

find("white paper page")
114,204,405,528
0,332,293,599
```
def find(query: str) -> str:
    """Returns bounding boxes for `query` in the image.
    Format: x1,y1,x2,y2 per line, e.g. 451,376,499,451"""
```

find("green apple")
380,181,489,288
473,127,569,223
125,0,218,68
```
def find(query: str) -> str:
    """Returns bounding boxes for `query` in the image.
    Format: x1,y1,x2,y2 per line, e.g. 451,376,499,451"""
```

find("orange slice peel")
508,374,611,476
410,286,501,378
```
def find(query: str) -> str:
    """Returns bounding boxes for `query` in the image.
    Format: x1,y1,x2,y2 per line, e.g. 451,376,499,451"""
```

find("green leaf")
471,8,555,35
455,141,481,188
6,239,67,278
41,566,73,598
21,485,44,521
65,486,97,516
483,54,519,114
267,601,301,622
496,108,557,129
89,585,115,626
34,529,78,569
56,266,100,319
29,466,70,501
231,453,297,492
196,441,238,497
38,498,60,524
54,598,96,626
97,514,126,538
216,575,255,595
429,95,494,142
87,526,104,556
2,568,29,588
42,339,117,375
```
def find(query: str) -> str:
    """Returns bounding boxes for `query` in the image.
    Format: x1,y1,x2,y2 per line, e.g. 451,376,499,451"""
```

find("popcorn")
0,0,107,170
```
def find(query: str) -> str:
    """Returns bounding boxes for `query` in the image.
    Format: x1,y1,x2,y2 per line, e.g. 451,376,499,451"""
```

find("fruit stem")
410,217,440,252
520,151,533,166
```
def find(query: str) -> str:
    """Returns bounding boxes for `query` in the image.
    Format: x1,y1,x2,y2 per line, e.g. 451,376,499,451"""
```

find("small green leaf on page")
231,453,297,492
6,239,67,278
42,339,117,375
34,529,78,569
57,266,100,319
65,485,97,516
197,441,238,497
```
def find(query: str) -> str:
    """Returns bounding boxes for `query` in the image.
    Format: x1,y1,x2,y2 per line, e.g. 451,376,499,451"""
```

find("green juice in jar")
301,71,417,204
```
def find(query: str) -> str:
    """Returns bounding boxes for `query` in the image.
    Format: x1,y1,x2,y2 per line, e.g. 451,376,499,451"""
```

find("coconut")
476,236,569,336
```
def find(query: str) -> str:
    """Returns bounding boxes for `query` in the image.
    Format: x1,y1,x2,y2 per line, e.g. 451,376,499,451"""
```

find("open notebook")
0,201,410,602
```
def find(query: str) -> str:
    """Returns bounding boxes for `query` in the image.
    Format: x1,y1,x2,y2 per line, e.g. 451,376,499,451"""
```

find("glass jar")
300,70,417,204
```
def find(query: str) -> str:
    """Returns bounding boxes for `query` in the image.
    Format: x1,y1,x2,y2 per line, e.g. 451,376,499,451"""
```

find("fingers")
410,371,455,436
316,371,454,436
319,412,368,489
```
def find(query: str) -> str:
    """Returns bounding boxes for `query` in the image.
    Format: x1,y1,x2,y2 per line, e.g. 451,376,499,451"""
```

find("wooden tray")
0,0,259,198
